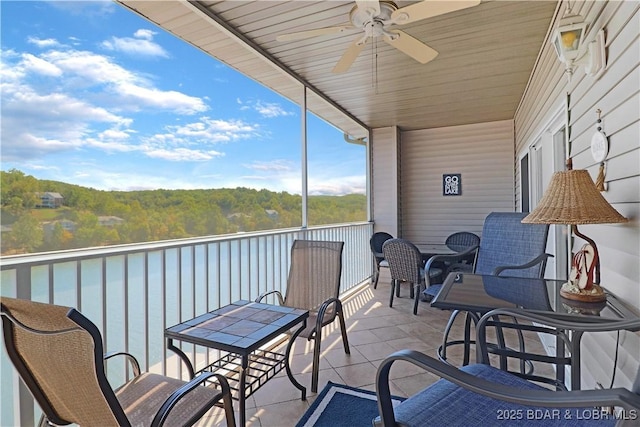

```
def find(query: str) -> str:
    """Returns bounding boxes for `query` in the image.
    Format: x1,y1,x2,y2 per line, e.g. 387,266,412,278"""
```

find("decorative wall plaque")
443,174,462,196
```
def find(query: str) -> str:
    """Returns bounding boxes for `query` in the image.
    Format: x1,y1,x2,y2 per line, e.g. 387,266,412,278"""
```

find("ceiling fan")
276,0,480,73
276,0,481,73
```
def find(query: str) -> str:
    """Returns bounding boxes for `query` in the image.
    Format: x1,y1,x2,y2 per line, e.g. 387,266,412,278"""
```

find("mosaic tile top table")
166,300,309,426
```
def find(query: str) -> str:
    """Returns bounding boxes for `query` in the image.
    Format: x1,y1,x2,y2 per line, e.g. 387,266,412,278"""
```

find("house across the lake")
97,216,125,227
35,192,63,209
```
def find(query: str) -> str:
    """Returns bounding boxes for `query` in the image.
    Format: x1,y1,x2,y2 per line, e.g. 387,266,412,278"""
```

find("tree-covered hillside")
1,169,366,254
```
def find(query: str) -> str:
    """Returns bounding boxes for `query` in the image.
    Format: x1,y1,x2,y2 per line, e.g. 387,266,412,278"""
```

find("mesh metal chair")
375,311,640,427
256,239,350,393
423,212,550,365
382,238,430,316
0,297,235,427
370,231,393,289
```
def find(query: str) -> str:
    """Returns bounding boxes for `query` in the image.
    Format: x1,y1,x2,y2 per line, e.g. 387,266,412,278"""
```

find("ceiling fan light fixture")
350,0,397,28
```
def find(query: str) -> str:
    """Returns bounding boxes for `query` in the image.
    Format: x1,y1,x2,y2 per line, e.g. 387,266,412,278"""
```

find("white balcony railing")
0,222,374,426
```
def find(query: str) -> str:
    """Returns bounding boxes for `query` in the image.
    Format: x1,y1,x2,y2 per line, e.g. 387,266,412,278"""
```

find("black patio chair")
0,297,236,427
443,231,481,273
370,231,393,289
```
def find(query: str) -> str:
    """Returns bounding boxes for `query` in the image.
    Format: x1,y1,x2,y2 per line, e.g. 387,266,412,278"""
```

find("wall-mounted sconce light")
551,8,606,80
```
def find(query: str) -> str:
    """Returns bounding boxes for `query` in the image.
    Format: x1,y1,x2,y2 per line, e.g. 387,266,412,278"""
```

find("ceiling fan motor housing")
350,1,398,35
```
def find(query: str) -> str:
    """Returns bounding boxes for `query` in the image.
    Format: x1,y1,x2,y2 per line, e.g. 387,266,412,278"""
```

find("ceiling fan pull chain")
371,37,375,89
375,46,379,95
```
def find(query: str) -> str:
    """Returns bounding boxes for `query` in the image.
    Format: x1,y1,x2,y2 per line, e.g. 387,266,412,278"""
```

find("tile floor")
201,275,555,426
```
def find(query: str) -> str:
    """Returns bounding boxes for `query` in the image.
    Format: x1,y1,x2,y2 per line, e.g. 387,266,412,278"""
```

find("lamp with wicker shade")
522,159,627,302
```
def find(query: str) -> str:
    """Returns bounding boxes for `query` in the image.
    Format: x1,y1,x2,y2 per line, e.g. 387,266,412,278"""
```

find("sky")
0,0,367,195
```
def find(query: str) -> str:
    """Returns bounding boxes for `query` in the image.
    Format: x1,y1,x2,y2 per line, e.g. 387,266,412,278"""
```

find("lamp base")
561,299,606,316
560,281,607,303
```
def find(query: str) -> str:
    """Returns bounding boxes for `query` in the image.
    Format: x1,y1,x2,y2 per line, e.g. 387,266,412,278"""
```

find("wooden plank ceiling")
116,1,558,139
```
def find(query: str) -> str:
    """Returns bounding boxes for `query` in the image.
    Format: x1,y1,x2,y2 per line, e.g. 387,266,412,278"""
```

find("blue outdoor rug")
296,381,405,427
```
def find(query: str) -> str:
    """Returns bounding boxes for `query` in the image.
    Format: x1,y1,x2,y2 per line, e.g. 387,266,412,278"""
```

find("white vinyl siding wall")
400,120,515,243
514,0,640,390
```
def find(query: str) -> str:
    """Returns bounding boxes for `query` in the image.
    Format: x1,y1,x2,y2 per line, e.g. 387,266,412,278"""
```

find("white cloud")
163,117,259,142
47,0,115,17
244,159,294,172
21,53,63,77
309,175,366,195
134,29,156,40
99,129,131,140
236,98,294,118
118,83,207,114
27,37,61,49
41,49,144,86
1,42,212,163
254,101,293,118
145,147,223,162
118,117,260,162
101,29,169,58
65,168,211,192
1,79,132,161
25,49,205,113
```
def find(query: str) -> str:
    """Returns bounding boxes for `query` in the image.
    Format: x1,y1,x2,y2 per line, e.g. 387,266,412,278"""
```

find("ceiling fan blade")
391,0,481,25
355,0,380,17
383,30,438,64
276,26,353,42
332,38,368,73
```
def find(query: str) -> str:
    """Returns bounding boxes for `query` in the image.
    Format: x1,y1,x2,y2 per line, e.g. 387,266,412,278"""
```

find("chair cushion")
116,373,223,426
390,364,616,426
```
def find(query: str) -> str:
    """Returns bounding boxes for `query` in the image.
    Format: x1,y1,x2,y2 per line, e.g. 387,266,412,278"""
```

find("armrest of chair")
104,351,141,377
151,372,235,427
255,290,284,305
493,253,552,276
376,349,640,427
314,296,343,333
424,245,479,285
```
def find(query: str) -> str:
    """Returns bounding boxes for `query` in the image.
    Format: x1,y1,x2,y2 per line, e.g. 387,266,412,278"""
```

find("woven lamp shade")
522,169,627,225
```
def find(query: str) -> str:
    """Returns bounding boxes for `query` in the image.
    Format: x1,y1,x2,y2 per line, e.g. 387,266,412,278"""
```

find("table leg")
285,319,307,400
166,338,195,379
571,330,584,390
239,354,247,426
556,332,565,388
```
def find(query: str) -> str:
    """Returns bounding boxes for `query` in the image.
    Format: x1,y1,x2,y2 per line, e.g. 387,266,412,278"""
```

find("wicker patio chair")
375,311,640,427
423,212,550,365
370,231,393,289
256,239,350,393
382,238,442,315
0,297,235,427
